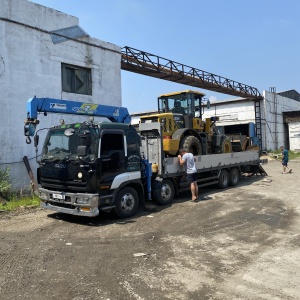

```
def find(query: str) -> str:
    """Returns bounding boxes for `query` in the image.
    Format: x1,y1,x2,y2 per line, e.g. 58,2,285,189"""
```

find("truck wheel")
113,187,139,218
180,136,202,155
152,179,175,205
217,169,229,189
221,137,232,153
229,168,240,186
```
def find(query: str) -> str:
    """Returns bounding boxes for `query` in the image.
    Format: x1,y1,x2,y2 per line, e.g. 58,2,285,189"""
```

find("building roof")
277,89,300,102
159,90,206,97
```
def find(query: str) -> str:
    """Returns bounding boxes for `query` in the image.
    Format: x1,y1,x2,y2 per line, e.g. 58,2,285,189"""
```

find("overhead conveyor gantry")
121,46,263,100
121,46,263,150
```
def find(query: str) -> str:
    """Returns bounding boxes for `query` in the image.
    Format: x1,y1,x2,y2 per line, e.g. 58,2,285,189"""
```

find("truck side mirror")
77,145,87,157
80,131,92,146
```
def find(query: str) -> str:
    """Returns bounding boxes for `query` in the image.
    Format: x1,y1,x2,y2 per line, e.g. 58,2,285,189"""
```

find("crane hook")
26,136,32,144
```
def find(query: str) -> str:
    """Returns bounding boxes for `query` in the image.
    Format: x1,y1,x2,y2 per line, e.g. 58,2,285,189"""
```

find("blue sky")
31,0,300,113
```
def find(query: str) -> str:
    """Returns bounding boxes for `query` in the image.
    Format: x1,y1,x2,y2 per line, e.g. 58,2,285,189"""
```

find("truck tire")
179,136,202,155
152,179,175,205
229,168,240,186
217,169,229,189
221,137,232,153
113,187,139,218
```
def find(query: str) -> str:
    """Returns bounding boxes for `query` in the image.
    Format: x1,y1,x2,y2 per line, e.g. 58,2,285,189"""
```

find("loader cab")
157,90,206,132
158,90,205,119
140,90,207,156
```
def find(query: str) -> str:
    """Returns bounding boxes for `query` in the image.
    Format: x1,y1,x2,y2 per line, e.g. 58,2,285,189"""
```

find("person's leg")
286,161,292,173
282,161,287,173
194,181,198,199
190,182,197,201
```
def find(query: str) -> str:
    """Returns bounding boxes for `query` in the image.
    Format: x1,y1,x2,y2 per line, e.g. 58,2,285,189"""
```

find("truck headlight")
76,197,89,204
39,192,47,200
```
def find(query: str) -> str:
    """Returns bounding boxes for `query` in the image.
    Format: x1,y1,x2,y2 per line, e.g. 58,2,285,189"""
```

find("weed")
0,195,40,211
268,150,300,160
0,167,12,200
0,167,40,211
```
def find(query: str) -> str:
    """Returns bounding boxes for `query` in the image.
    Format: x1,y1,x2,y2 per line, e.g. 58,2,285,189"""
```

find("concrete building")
0,0,122,187
203,90,300,151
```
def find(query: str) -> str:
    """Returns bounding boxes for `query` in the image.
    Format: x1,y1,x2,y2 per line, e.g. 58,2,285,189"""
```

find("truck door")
99,130,126,185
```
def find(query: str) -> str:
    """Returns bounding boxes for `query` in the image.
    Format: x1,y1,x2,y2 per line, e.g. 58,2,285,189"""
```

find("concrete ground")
0,159,299,300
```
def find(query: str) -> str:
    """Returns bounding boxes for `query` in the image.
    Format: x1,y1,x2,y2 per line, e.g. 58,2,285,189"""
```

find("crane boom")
24,97,131,143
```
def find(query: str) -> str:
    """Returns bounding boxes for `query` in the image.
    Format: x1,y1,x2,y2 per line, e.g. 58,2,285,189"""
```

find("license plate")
53,193,65,200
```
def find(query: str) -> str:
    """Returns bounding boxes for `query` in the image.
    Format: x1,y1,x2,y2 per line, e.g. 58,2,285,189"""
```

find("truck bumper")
39,188,100,217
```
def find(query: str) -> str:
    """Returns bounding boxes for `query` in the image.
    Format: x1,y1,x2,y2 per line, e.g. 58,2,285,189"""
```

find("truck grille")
41,178,88,192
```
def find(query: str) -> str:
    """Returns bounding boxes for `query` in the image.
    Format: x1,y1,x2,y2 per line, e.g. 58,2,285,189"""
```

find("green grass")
0,195,40,211
269,150,300,160
288,151,300,160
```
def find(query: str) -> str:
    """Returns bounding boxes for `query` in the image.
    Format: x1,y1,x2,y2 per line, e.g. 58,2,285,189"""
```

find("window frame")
61,63,92,95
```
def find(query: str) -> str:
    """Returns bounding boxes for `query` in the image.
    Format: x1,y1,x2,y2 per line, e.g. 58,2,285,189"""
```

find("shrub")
0,167,12,200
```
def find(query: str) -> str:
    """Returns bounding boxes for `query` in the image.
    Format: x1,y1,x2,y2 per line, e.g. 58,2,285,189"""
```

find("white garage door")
289,123,300,151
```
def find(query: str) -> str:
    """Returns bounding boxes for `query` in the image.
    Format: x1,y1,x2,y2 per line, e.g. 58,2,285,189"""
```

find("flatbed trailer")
140,122,266,204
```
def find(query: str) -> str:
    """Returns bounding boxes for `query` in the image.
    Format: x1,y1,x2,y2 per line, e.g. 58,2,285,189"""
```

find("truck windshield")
41,126,99,162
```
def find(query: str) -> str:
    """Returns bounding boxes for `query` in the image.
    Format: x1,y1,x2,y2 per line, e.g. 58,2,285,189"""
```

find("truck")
24,96,266,218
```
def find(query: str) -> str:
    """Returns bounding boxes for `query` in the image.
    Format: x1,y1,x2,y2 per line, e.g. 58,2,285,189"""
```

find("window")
61,63,92,95
100,133,124,155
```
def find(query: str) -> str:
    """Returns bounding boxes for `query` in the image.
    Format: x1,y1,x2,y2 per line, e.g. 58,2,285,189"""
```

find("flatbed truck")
24,97,265,218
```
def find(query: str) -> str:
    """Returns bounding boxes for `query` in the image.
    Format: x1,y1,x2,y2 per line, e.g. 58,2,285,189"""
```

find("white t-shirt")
182,153,197,174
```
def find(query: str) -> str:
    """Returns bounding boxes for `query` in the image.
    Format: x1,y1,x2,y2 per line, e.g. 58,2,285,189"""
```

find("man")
280,146,292,174
178,148,198,202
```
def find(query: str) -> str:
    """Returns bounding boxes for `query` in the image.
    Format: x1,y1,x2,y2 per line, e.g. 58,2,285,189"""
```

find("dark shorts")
282,160,288,166
186,173,197,183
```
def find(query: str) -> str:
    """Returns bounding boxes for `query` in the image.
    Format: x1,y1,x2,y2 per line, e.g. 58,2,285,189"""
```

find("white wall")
0,0,121,188
202,100,255,126
263,91,300,151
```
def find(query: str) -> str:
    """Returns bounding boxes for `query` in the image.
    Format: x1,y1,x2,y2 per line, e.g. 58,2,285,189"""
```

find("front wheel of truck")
113,187,139,218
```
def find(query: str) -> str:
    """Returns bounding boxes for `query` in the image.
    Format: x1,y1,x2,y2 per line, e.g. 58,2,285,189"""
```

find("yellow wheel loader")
140,90,232,156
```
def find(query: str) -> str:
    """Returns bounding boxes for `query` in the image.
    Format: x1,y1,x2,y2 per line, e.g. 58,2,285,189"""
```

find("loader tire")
179,136,202,156
221,137,232,153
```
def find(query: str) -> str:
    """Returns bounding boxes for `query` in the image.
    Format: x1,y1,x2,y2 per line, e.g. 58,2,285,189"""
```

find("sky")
30,0,300,114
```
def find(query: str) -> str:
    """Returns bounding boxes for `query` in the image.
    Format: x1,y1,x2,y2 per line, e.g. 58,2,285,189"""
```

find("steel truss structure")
121,46,263,100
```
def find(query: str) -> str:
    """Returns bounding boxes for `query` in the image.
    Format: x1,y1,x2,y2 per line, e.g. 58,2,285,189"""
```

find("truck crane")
24,97,265,219
24,97,151,218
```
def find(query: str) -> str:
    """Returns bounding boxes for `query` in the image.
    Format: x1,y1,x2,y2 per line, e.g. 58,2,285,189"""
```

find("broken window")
61,63,92,95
